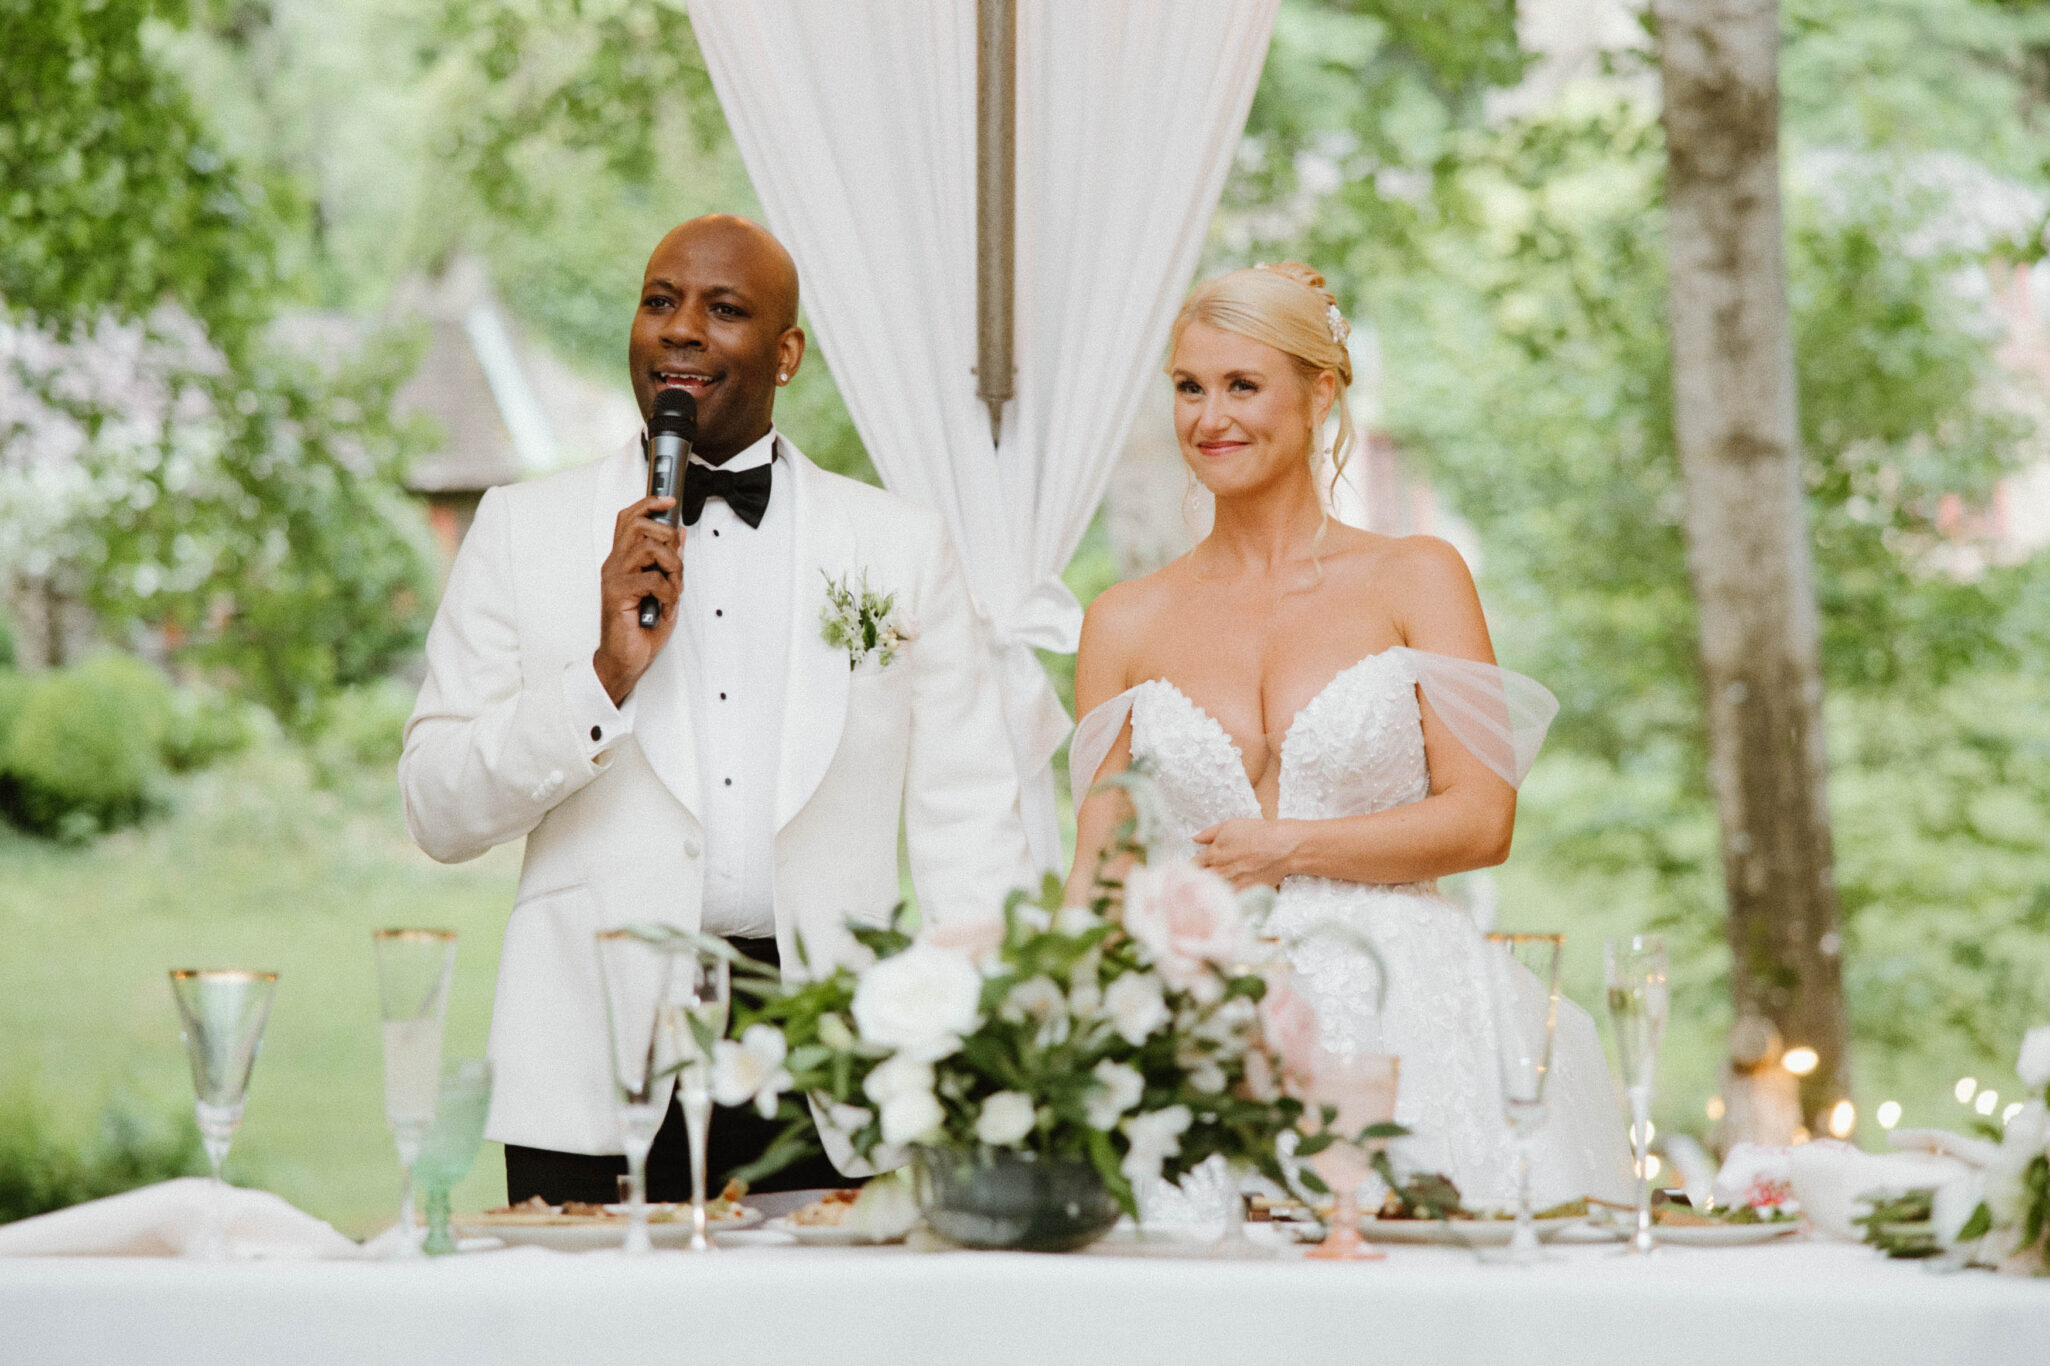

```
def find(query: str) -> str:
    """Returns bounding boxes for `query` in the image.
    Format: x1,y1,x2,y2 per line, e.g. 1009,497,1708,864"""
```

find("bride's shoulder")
1080,566,1176,643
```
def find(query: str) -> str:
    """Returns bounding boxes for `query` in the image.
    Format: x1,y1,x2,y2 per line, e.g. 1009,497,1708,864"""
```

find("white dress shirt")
676,429,790,937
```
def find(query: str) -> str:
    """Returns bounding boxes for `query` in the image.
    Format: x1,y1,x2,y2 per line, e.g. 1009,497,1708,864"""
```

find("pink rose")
1122,862,1250,986
919,913,1005,966
1257,971,1322,1097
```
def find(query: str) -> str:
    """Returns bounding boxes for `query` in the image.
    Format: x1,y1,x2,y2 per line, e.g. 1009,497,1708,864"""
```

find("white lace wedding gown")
1079,647,1635,1212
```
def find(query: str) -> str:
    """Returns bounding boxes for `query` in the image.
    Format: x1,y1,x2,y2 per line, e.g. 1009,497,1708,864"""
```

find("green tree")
2,0,433,725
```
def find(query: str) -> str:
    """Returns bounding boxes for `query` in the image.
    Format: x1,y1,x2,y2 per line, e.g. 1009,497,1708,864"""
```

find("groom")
399,215,1032,1201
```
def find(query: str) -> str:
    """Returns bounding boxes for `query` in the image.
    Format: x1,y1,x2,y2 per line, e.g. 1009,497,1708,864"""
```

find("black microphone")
639,388,696,628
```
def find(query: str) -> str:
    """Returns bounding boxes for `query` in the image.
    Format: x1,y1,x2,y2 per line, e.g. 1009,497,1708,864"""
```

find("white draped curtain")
685,0,1279,871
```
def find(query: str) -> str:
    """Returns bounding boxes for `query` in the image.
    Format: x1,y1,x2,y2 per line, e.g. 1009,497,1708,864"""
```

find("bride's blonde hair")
1167,261,1357,503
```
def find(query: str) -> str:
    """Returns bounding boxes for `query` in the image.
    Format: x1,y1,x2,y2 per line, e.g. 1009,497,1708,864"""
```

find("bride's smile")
1171,320,1336,502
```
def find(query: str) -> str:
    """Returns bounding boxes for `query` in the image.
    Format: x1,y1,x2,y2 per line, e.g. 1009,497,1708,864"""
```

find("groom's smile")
629,215,805,465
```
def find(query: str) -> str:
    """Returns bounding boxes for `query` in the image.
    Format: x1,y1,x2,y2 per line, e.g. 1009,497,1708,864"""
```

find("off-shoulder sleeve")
1388,647,1559,789
1068,686,1140,813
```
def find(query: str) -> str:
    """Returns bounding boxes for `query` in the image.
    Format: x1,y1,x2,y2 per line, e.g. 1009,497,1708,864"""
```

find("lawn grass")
0,740,519,1238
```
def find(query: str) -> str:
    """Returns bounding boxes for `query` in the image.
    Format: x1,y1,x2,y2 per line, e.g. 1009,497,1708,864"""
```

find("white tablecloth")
3,1234,2044,1365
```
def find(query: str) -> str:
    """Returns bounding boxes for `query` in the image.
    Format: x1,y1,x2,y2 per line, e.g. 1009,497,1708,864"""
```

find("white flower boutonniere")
820,571,917,670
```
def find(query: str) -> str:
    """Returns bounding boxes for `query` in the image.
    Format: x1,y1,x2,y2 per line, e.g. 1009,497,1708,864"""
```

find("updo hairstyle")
1167,261,1356,487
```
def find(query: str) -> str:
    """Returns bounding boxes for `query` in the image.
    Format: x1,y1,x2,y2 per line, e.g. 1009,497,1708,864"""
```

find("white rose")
1103,970,1170,1046
975,1090,1038,1147
879,1087,946,1146
710,1023,793,1119
1086,1060,1145,1130
1122,862,1252,985
1120,1104,1193,1186
1001,976,1069,1045
2016,1026,2050,1091
862,1052,935,1105
851,942,983,1061
1053,903,1102,935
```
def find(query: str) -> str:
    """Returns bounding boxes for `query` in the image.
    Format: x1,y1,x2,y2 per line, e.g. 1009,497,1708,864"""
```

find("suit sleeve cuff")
563,657,636,767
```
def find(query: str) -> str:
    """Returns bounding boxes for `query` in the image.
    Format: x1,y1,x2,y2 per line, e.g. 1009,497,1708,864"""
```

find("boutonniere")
820,571,917,670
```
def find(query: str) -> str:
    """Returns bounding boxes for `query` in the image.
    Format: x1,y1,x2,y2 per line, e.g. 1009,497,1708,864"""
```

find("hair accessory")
1326,302,1350,347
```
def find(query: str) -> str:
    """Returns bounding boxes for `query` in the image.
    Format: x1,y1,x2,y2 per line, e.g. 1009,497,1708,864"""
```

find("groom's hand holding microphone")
594,389,695,707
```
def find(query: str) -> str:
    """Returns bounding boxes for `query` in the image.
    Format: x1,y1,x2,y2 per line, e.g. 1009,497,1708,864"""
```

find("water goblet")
373,928,457,1256
1605,934,1670,1256
168,969,278,1260
416,1059,493,1256
1303,1049,1400,1261
1484,932,1563,1264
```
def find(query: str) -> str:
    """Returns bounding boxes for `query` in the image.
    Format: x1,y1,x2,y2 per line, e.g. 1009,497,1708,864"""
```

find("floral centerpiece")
699,770,1323,1249
1854,1026,2050,1273
1960,1026,2050,1274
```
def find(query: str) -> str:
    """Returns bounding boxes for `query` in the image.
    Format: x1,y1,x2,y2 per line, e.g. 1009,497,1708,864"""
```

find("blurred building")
387,257,641,570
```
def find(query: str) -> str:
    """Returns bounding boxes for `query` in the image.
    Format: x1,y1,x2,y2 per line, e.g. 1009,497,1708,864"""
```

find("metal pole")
976,0,1016,447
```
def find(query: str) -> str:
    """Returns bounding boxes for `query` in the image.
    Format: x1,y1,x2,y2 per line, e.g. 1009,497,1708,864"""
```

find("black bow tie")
681,460,772,529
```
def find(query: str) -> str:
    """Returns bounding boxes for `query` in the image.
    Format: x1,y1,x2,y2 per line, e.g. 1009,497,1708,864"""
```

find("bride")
1065,262,1633,1209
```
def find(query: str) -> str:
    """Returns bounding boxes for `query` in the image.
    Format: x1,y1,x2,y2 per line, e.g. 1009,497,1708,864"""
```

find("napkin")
0,1178,362,1259
1783,1141,1979,1243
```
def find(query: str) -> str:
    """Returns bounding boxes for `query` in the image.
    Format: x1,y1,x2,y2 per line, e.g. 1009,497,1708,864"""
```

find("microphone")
639,388,696,629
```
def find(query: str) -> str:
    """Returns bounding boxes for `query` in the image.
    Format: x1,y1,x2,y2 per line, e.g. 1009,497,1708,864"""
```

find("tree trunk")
1655,0,1850,1132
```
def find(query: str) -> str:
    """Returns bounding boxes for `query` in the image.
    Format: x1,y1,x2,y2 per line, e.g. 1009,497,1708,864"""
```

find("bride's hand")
1191,819,1301,890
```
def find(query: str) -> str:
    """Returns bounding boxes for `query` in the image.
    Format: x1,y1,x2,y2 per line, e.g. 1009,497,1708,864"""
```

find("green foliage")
161,681,254,773
3,0,437,727
306,678,416,786
0,0,293,348
2,654,173,840
0,1095,202,1225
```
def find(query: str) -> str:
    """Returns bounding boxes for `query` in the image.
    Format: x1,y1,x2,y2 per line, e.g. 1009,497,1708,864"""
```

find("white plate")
761,1215,906,1247
454,1207,763,1251
1289,1216,1580,1247
1644,1220,1801,1247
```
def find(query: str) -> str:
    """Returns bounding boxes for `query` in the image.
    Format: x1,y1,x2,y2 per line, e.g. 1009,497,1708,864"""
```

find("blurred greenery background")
5,0,2050,1237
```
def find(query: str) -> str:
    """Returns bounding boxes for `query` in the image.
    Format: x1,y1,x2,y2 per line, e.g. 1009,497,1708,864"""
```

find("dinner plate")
761,1216,907,1247
1642,1220,1802,1248
454,1206,764,1251
1289,1216,1580,1246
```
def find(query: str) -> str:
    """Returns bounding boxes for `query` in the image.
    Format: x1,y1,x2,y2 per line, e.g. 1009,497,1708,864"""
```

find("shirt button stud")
715,609,723,618
590,725,602,742
724,777,733,786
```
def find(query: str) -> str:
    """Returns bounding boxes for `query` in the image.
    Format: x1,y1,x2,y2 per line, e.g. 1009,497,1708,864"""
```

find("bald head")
651,215,800,329
628,214,806,460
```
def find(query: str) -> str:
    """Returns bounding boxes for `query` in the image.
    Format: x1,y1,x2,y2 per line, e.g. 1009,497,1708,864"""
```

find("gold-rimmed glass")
169,969,278,1259
374,928,457,1256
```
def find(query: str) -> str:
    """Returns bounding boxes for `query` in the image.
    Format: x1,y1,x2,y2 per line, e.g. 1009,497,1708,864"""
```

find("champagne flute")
1484,933,1563,1264
1303,1048,1400,1261
373,929,457,1256
596,931,729,1253
663,944,730,1253
1605,934,1670,1255
168,969,278,1260
416,1059,493,1256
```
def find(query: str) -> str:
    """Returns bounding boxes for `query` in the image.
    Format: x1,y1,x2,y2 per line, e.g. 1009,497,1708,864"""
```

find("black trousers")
504,935,846,1205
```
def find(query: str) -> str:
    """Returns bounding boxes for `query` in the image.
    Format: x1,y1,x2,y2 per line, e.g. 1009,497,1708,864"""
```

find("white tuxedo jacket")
400,437,1032,1153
